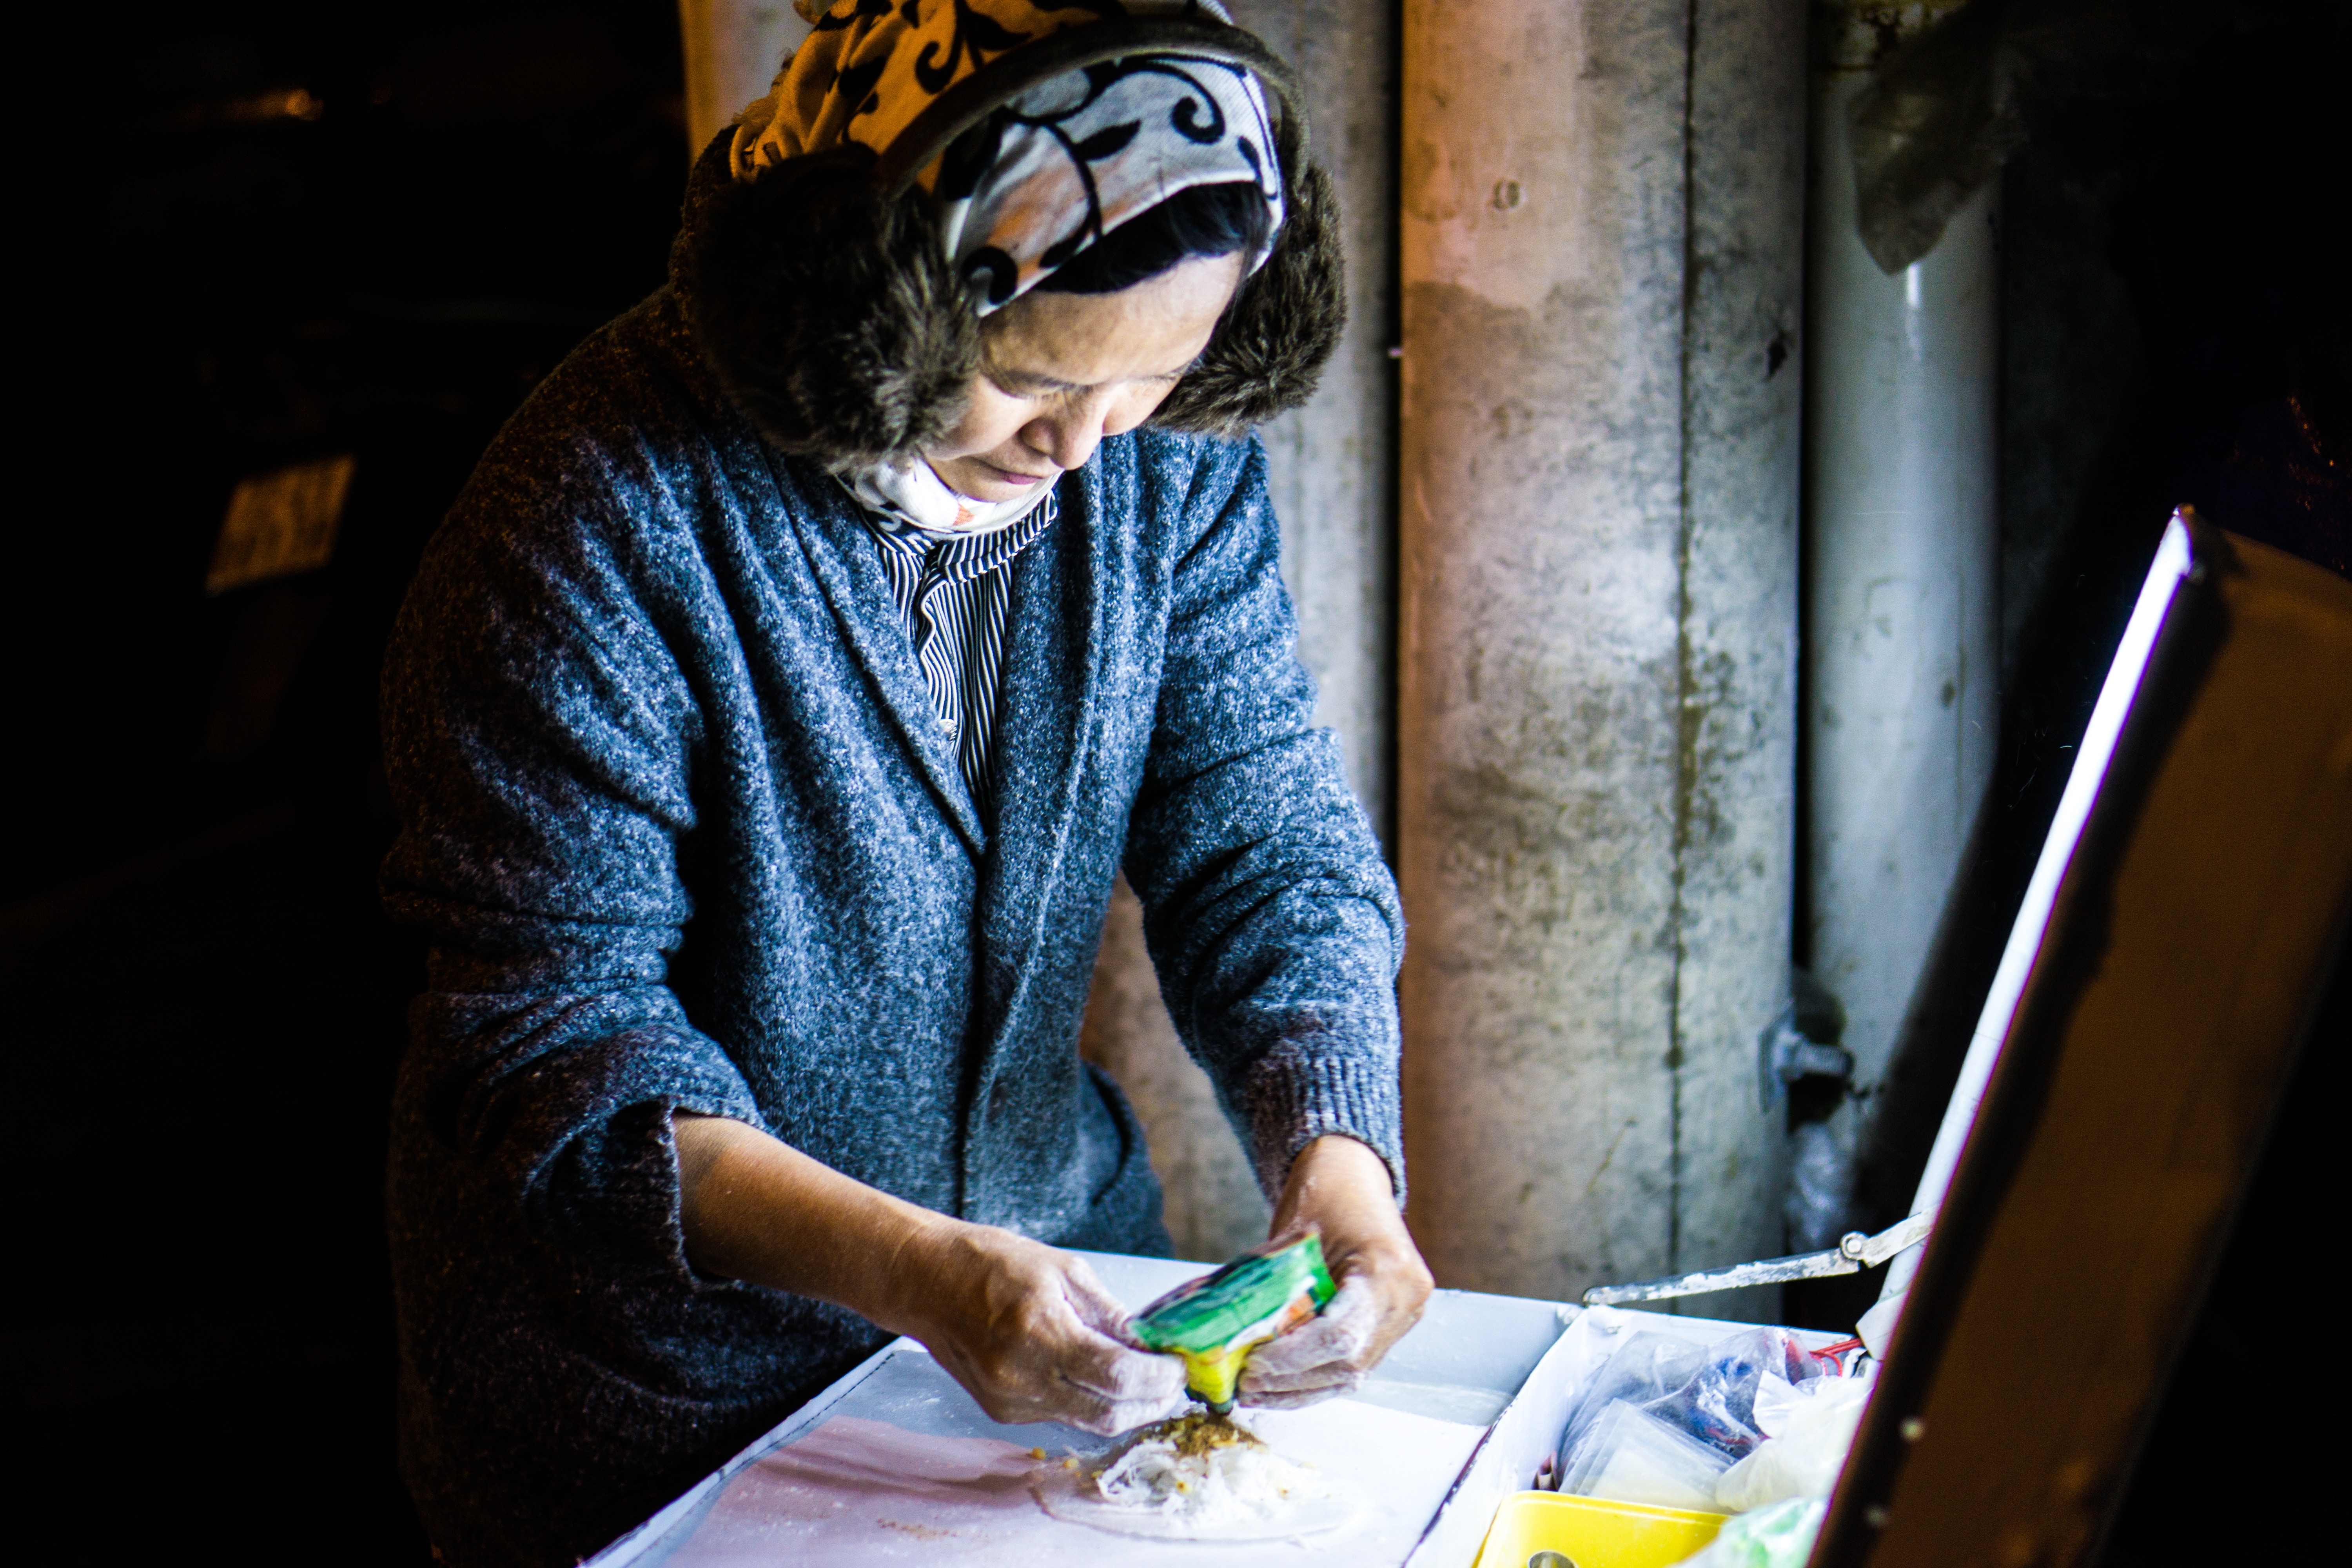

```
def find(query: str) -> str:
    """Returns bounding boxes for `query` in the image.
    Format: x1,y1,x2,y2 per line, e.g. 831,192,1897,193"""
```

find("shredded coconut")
1034,1412,1359,1541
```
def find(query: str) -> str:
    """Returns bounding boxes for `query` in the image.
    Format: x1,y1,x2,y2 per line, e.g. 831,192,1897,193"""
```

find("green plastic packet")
1677,1496,1828,1568
1128,1229,1338,1413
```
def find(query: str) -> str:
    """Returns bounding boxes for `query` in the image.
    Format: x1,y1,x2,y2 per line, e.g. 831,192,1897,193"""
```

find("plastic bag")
1557,1324,1831,1481
1714,1370,1873,1512
1552,1328,1705,1486
1557,1399,1733,1512
1639,1329,1824,1461
1670,1496,1828,1568
1556,1318,1858,1514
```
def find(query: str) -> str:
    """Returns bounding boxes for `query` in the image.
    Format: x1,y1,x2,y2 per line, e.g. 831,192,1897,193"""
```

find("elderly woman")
379,2,1430,1561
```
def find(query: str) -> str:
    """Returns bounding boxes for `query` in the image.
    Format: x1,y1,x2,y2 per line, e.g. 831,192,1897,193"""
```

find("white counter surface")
586,1250,1581,1566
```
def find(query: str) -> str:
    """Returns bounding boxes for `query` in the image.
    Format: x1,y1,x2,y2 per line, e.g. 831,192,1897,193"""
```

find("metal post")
1801,0,2000,1215
1241,0,1402,847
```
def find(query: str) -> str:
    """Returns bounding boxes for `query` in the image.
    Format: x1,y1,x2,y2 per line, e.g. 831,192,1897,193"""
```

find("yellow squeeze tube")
1127,1230,1338,1413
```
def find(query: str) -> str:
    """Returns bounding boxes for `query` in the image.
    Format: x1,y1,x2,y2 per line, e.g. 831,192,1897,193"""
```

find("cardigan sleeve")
1120,435,1408,1203
377,433,764,1287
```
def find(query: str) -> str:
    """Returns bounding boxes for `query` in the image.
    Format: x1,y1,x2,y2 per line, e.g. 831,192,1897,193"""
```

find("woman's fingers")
1018,1338,1185,1436
1252,1135,1435,1403
1245,1276,1377,1378
980,1352,1183,1434
1055,1258,1187,1399
1059,1256,1151,1345
1236,1246,1432,1410
1052,1257,1189,1428
912,1231,1189,1434
1237,1275,1378,1408
1237,1326,1365,1410
1059,1330,1189,1407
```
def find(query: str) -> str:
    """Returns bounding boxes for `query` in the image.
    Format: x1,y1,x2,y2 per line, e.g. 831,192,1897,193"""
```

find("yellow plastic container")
1472,1491,1726,1568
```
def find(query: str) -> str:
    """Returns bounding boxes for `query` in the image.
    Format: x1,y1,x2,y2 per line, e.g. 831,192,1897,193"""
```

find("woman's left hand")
1237,1134,1434,1410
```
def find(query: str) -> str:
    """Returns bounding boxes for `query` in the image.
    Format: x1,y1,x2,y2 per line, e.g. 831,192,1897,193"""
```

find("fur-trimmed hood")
670,119,1347,472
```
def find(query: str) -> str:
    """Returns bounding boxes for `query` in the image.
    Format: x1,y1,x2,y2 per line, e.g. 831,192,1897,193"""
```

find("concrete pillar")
678,0,809,159
1395,0,1806,1306
1082,0,1401,1262
1236,0,1401,845
1080,880,1271,1260
1802,0,2000,1212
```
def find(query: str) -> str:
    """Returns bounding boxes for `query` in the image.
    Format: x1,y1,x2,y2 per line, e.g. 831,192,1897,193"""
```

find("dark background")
11,4,690,1561
4,1,2340,1562
1787,0,2349,1309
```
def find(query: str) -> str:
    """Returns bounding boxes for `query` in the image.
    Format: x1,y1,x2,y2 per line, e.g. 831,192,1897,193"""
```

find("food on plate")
1032,1411,1359,1541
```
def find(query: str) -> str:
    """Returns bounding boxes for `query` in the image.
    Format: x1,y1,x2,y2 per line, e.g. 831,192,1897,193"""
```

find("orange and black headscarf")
731,0,1285,312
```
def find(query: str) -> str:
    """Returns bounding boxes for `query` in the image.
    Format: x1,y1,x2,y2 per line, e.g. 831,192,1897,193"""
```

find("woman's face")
924,252,1247,503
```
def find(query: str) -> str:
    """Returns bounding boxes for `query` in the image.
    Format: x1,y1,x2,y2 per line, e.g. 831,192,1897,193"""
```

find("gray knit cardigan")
377,288,1404,1565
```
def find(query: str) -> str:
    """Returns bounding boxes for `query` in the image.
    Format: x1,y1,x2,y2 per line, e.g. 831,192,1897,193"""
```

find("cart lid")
1814,511,2352,1568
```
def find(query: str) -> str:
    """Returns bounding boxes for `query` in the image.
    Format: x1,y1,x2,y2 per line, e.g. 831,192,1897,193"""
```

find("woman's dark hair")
1034,180,1274,296
681,20,1348,465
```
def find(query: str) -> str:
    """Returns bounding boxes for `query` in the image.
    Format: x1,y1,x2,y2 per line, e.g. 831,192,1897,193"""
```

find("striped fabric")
857,490,1060,809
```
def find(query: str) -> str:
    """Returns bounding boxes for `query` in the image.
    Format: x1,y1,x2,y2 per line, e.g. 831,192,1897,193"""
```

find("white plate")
1030,1461,1361,1542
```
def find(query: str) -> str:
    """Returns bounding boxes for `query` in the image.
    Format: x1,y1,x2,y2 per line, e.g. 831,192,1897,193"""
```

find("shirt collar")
855,485,1060,583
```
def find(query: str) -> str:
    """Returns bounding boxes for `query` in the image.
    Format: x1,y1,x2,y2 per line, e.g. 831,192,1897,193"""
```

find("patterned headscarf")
731,0,1285,315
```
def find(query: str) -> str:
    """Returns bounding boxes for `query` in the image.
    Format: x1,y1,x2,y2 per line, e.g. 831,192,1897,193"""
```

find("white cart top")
586,1251,1818,1568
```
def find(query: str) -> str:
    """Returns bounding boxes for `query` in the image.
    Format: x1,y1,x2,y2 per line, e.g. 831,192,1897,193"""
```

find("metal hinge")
1580,1212,1933,1305
1758,969,1853,1109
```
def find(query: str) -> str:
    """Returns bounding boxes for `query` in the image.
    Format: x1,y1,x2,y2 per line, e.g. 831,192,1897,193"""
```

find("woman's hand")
673,1113,1185,1436
1238,1134,1433,1410
888,1223,1189,1434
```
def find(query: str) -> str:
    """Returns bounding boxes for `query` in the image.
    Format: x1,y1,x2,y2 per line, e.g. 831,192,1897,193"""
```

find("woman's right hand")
674,1112,1186,1435
886,1220,1189,1434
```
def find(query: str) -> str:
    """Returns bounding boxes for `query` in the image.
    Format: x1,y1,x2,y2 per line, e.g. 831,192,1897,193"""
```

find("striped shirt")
856,489,1060,810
